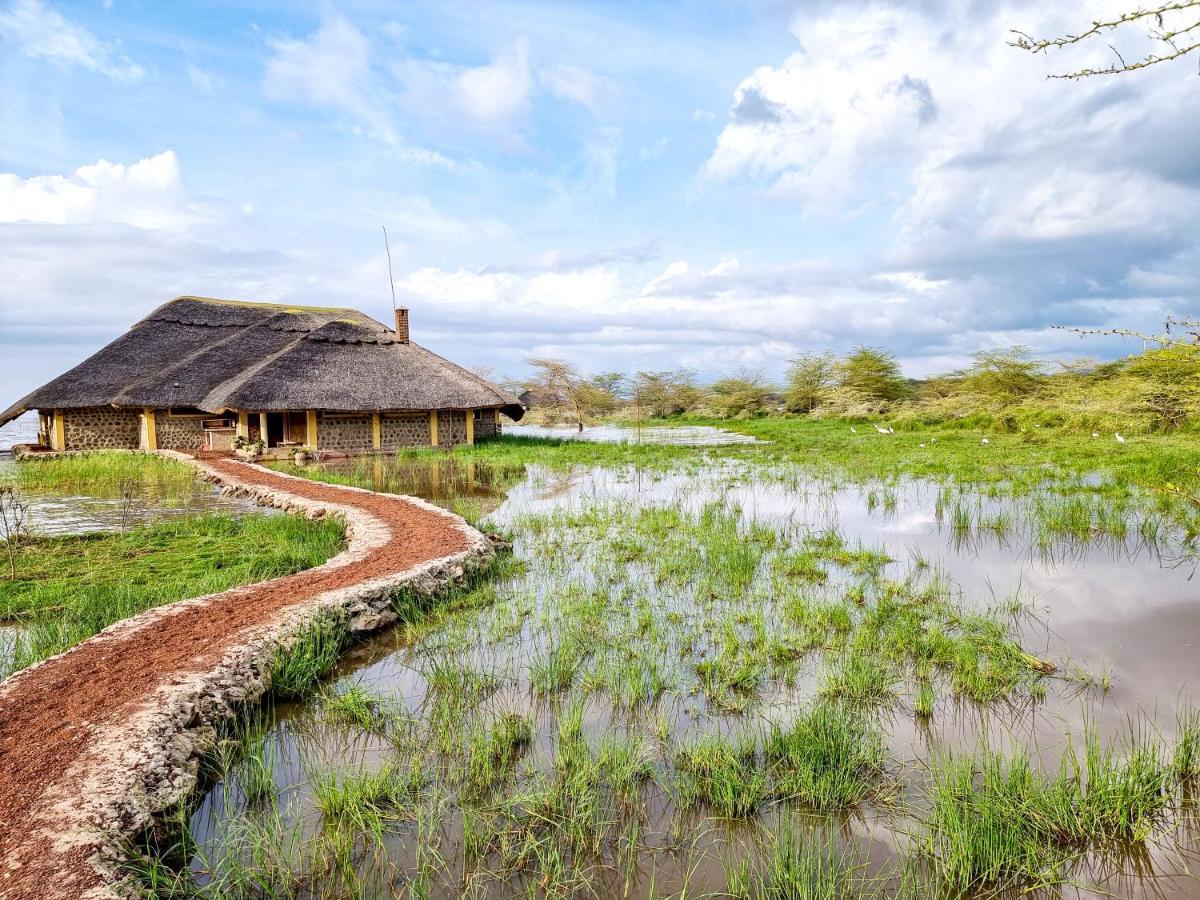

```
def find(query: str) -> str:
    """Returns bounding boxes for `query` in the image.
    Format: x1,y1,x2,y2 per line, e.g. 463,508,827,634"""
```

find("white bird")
981,437,990,445
1092,431,1100,438
874,424,888,434
931,437,937,443
1033,424,1041,429
919,442,926,448
1115,433,1126,444
850,426,857,433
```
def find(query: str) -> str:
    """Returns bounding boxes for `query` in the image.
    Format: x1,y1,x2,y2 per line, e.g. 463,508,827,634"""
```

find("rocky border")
1,452,499,899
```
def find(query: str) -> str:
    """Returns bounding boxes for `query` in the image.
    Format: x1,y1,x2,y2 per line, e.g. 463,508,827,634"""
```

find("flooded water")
0,412,38,450
172,454,1200,899
0,459,273,535
0,414,269,535
506,423,765,445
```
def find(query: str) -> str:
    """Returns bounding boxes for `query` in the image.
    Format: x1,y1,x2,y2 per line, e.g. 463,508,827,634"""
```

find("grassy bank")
0,513,344,678
475,419,1200,491
4,452,198,492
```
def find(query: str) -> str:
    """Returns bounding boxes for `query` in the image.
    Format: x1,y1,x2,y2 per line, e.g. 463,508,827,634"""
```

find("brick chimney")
394,307,409,343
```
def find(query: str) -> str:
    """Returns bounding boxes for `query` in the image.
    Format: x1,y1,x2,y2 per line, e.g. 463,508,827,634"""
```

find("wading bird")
1115,433,1126,444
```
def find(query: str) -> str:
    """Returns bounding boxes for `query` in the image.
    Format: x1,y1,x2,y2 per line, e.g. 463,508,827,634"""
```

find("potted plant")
234,436,265,460
292,445,312,464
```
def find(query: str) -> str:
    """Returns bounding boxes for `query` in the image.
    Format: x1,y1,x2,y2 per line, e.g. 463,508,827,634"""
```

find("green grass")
0,513,344,678
765,703,888,810
676,732,767,818
312,759,425,832
122,428,1200,897
3,451,197,491
267,612,352,698
923,724,1188,894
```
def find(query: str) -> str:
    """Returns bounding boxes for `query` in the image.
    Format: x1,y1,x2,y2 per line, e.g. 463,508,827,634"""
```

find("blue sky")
2,0,1198,401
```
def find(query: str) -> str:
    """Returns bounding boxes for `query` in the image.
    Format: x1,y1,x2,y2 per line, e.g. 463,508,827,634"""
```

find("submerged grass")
121,429,1200,897
922,722,1192,894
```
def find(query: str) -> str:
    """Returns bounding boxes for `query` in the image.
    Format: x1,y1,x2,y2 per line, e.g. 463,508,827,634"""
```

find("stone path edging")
0,453,497,900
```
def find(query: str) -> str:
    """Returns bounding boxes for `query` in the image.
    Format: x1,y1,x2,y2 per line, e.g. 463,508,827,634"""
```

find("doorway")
266,412,285,447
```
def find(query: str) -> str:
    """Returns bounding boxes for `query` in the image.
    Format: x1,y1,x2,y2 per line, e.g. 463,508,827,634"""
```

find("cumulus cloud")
0,150,186,229
0,0,143,82
705,3,1200,240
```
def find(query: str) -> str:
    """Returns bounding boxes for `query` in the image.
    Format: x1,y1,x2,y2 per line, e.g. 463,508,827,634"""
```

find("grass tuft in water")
764,703,888,810
268,613,351,699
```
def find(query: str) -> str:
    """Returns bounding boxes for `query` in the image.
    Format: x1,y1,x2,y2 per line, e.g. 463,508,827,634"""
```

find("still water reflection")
172,453,1200,899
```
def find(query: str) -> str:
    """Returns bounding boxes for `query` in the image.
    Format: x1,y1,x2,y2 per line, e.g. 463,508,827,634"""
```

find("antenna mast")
382,225,397,313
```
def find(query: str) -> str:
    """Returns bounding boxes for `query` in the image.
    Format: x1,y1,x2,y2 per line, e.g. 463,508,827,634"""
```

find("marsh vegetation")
0,455,345,677
127,422,1200,898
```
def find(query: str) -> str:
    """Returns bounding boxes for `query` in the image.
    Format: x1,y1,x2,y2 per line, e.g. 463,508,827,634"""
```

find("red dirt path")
0,459,469,900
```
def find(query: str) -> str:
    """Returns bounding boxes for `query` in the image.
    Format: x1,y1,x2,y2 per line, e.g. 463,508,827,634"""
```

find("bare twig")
118,476,137,533
0,486,30,580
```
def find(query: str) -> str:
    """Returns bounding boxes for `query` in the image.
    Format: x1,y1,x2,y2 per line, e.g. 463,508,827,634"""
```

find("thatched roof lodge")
0,296,524,454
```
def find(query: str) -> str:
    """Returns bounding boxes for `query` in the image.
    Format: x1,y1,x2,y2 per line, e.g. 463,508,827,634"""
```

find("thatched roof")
0,296,524,424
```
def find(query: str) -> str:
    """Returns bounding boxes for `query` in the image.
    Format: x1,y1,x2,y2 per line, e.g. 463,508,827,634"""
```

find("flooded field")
143,450,1200,899
0,449,324,679
506,424,765,445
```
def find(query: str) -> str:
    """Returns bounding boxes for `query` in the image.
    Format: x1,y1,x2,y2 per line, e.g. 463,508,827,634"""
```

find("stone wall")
438,410,466,448
381,411,430,449
61,407,141,451
317,412,373,452
156,412,206,452
474,409,500,439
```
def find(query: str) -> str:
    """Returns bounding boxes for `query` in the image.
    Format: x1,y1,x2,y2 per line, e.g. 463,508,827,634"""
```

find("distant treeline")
506,337,1200,433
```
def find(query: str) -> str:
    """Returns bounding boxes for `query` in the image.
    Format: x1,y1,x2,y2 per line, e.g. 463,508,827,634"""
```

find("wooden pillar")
429,410,439,447
53,409,65,451
465,409,474,445
258,412,268,445
306,410,319,448
237,411,249,440
143,409,158,451
372,412,381,451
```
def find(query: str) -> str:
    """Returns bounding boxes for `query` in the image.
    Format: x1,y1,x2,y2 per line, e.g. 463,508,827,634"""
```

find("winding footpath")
0,455,494,900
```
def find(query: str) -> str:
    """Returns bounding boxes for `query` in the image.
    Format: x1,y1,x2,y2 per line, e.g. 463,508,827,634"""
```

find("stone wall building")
3,296,523,455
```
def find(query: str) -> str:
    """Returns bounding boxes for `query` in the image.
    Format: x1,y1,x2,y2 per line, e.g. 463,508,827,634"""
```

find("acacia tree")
837,347,909,402
959,347,1046,400
784,352,838,413
523,358,622,430
633,370,703,418
1011,2,1200,78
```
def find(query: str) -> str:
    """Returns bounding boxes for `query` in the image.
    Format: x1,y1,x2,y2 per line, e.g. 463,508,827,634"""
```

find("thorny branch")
1011,1,1200,78
1053,317,1200,348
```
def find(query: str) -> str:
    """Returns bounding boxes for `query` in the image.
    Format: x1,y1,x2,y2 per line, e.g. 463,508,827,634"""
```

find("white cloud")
395,40,535,134
0,150,186,229
704,6,941,203
186,63,215,95
455,40,532,126
264,17,378,131
874,271,946,294
541,64,619,117
0,0,143,82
